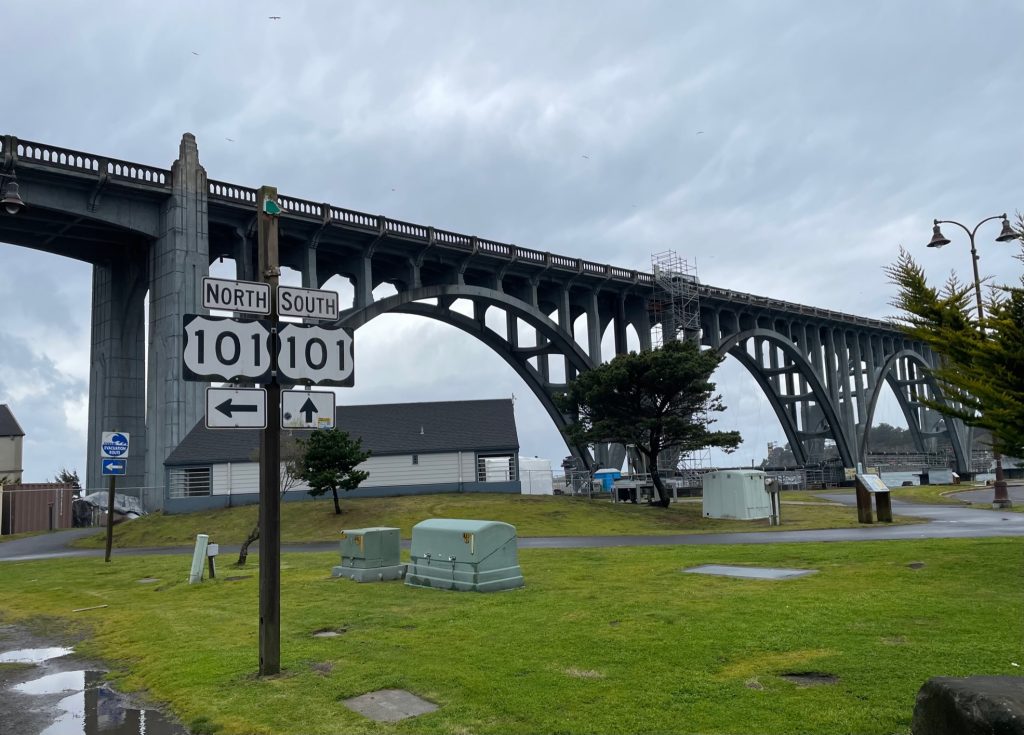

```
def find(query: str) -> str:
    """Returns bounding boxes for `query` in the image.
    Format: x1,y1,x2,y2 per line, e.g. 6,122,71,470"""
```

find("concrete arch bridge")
0,134,971,502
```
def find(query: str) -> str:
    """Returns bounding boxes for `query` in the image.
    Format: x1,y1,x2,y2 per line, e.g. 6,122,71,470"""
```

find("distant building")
163,398,520,513
0,404,25,485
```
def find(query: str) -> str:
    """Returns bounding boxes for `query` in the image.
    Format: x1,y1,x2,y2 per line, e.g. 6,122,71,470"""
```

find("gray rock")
912,675,1024,735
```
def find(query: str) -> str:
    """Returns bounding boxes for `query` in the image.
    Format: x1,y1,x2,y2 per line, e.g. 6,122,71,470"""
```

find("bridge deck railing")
3,134,899,330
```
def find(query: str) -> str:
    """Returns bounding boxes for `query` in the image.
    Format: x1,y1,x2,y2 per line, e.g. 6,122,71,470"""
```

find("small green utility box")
405,519,524,592
332,527,406,582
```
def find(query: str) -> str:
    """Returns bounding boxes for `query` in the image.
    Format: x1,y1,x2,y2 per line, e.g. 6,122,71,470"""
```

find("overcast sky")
1,1,1022,485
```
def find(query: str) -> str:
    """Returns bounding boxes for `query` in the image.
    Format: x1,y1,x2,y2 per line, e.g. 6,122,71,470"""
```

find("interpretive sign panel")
857,473,889,494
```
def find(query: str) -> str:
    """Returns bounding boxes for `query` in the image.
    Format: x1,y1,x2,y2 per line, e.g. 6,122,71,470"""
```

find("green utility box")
332,527,406,582
405,519,524,592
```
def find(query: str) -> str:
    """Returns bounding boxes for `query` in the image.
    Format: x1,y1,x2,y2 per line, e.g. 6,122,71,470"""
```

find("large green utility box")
405,519,525,592
332,527,406,582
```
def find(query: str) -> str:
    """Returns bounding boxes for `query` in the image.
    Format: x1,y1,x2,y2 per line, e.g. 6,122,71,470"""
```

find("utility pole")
257,185,282,675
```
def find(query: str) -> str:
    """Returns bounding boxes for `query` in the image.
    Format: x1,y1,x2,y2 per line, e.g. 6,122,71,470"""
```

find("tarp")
79,492,146,517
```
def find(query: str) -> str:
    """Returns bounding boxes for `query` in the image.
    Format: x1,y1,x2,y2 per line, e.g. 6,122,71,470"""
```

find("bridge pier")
86,256,148,492
143,134,209,507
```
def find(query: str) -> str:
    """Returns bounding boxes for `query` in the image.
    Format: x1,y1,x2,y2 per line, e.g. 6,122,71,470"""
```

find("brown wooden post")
875,491,893,523
257,186,282,676
854,476,874,524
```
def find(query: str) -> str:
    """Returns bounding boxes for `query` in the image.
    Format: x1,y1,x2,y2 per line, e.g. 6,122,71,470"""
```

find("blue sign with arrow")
101,459,127,476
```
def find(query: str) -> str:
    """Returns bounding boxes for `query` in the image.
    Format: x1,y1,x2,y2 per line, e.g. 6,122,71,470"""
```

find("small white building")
164,399,520,513
702,469,771,521
0,404,24,485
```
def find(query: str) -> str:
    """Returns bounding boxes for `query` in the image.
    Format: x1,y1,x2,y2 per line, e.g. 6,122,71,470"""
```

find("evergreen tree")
886,242,1024,458
558,340,741,506
296,429,371,514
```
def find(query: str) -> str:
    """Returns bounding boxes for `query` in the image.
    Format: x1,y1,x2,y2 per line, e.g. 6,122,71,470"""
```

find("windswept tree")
558,339,741,507
886,244,1024,458
296,428,371,515
53,468,81,489
236,436,305,566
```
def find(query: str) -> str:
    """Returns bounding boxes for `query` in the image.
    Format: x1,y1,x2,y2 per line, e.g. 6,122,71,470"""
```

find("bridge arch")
861,349,968,471
339,284,596,465
715,328,855,467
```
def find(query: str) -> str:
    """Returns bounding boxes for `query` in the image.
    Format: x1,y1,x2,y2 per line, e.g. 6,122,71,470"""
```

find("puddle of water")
14,670,87,695
13,669,189,734
0,647,73,663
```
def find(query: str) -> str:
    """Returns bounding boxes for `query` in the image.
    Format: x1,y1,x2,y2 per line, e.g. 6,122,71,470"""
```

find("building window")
412,454,418,465
476,454,516,482
168,467,212,498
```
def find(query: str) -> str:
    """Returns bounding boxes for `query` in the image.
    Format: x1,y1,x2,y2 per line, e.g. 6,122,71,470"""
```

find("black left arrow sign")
216,399,259,417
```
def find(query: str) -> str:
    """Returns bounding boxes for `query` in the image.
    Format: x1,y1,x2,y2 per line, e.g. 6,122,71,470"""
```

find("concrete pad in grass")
683,564,817,580
342,689,438,722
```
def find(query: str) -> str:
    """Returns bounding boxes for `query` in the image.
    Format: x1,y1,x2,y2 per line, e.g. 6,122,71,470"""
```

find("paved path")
949,483,1024,504
2,496,1022,562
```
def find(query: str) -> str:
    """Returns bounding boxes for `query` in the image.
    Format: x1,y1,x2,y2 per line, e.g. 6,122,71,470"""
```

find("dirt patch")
780,671,839,686
881,636,908,646
745,678,765,690
907,561,926,570
563,667,605,680
310,661,334,676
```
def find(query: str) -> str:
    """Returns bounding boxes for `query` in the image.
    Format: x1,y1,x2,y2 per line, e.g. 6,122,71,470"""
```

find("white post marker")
202,277,271,315
281,390,336,429
206,387,268,429
278,285,339,321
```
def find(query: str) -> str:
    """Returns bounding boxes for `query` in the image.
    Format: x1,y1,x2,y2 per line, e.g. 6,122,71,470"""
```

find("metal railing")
1,133,904,328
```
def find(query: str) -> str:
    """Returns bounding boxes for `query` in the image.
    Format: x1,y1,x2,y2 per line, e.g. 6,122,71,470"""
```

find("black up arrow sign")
300,397,318,423
216,398,260,417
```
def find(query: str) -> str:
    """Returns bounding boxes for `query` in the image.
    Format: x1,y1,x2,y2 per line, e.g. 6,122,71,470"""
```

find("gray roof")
165,398,519,466
0,405,24,437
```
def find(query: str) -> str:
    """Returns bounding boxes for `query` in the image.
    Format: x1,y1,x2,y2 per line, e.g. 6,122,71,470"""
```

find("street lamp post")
927,213,1019,508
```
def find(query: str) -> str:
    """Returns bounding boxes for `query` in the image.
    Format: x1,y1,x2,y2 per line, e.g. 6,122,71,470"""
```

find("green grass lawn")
884,483,1024,512
1,537,1021,734
70,493,920,550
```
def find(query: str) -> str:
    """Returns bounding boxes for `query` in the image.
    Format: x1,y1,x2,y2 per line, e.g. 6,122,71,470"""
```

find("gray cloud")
1,1,1022,476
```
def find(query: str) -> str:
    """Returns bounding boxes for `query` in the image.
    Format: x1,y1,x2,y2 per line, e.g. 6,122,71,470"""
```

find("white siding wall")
211,464,230,495
211,452,468,495
460,451,475,484
357,452,462,487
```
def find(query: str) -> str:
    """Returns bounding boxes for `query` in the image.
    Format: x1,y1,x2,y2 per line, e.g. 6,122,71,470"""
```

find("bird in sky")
225,138,235,143
269,16,281,20
696,131,704,135
581,155,590,159
191,51,199,56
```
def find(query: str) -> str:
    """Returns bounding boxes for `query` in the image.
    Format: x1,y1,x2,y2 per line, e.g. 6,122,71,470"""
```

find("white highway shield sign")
282,390,336,429
277,323,354,386
202,277,271,316
100,432,130,458
278,286,339,321
183,314,273,383
206,387,268,429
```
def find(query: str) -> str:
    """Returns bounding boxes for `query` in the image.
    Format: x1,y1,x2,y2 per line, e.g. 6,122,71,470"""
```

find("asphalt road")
2,494,1022,563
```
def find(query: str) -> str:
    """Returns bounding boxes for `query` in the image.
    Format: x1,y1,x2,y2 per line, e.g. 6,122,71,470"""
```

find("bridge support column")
354,257,373,310
86,256,148,493
144,133,209,508
301,245,319,289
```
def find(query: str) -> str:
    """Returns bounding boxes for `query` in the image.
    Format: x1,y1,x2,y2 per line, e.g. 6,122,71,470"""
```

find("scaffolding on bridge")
649,250,711,487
